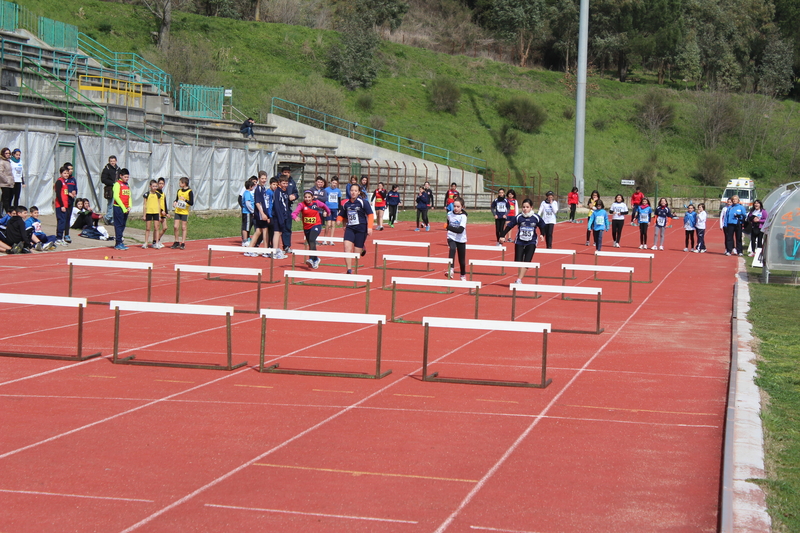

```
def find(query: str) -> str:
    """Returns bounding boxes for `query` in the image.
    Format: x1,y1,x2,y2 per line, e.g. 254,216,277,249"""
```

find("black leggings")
685,230,695,249
569,203,576,222
495,218,506,241
448,239,466,275
388,205,398,224
515,242,536,263
542,223,554,248
639,222,649,245
611,219,624,243
750,227,763,252
416,208,428,227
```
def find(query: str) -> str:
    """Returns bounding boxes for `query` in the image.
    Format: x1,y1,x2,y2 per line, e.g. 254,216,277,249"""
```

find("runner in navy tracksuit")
499,198,546,284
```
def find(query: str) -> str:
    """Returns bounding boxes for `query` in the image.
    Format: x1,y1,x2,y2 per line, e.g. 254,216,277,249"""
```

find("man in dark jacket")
100,156,119,224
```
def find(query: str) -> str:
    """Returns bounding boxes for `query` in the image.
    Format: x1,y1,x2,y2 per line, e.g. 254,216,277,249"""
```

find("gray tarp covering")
0,129,277,214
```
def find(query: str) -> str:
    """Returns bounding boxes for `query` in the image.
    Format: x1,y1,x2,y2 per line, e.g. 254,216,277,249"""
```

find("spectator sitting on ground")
240,118,256,139
26,206,57,251
2,206,31,254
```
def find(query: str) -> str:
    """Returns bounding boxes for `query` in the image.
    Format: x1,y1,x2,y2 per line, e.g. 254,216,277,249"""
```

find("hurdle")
510,283,604,334
468,259,541,285
561,264,634,304
175,264,262,313
381,255,452,287
0,293,102,361
373,239,431,269
291,249,360,273
421,316,551,388
259,309,390,379
595,250,654,283
464,244,506,275
110,300,246,370
68,258,153,304
283,271,372,312
208,245,279,284
529,249,578,279
304,237,346,267
389,276,480,324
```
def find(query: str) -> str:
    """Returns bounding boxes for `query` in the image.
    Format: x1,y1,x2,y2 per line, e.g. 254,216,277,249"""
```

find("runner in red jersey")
291,191,331,269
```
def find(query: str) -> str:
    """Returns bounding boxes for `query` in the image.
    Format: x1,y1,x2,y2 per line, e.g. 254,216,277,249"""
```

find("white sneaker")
155,242,164,249
460,275,467,281
312,259,320,269
693,249,699,253
683,248,688,252
273,250,287,260
445,269,453,279
514,278,522,284
585,241,590,246
614,242,620,248
651,245,657,250
141,243,148,249
243,252,258,257
659,246,664,250
305,258,314,268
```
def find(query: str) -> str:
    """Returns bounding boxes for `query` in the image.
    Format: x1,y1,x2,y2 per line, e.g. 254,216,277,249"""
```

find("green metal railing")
20,60,153,143
77,33,172,94
39,16,78,51
176,83,224,118
270,97,487,174
0,0,17,31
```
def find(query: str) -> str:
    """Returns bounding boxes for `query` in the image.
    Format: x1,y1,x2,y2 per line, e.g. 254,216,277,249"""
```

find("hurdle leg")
595,293,604,334
283,277,290,309
68,264,74,297
511,288,517,321
267,256,275,283
382,259,387,289
500,248,506,274
540,331,552,388
426,247,431,272
224,312,248,370
390,281,398,322
469,263,474,281
422,323,436,380
259,316,267,371
147,267,152,302
365,280,371,313
207,248,213,268
648,257,653,283
76,304,84,359
474,287,480,319
175,269,181,303
627,272,633,303
373,243,379,269
256,273,262,313
534,265,540,284
373,321,392,379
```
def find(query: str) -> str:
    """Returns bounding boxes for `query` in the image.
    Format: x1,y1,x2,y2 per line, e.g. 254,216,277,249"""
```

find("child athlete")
636,198,652,249
371,182,387,231
683,204,697,252
585,190,599,245
499,198,546,284
491,189,509,245
322,177,342,245
444,198,468,281
292,191,331,269
567,187,579,223
538,190,558,248
338,184,374,274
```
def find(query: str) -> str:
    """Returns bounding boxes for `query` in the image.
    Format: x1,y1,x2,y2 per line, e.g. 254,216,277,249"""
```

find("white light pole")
573,0,590,201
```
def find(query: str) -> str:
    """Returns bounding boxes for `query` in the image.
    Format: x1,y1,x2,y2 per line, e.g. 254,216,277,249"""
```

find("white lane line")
204,503,417,524
470,526,540,532
432,256,690,533
0,488,154,503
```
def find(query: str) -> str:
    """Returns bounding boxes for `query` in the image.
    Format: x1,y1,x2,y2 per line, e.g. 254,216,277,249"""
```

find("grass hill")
18,0,800,195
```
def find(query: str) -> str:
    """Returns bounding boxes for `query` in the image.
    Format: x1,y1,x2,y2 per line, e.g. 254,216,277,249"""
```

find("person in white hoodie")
609,194,629,248
537,191,558,249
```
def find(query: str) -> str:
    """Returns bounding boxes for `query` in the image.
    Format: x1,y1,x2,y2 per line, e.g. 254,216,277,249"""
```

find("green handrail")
270,97,487,174
77,33,172,94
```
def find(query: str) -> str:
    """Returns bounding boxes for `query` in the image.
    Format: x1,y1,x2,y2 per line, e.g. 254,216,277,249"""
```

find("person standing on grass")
292,191,330,269
100,155,120,224
386,184,401,228
415,186,431,231
499,198,546,284
724,195,747,256
568,187,579,223
683,204,697,252
171,177,193,250
585,190,599,246
371,182,387,231
610,194,629,248
112,169,131,251
323,176,342,245
537,190,558,249
694,203,707,253
652,197,677,251
339,184,373,275
444,197,468,281
588,199,610,251
630,186,644,225
491,188,509,245
636,197,652,249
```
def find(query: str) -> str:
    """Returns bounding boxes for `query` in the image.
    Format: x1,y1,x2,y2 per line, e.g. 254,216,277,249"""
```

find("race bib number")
497,203,507,213
303,216,317,225
328,192,338,203
347,210,359,226
519,226,534,241
639,212,649,223
176,200,187,209
657,216,666,226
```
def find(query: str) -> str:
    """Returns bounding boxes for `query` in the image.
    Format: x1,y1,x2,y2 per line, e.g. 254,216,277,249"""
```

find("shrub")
624,152,659,194
429,77,460,114
563,106,575,120
369,115,387,130
497,95,547,133
634,88,675,145
696,151,726,186
356,93,374,111
592,118,607,131
327,19,380,90
497,124,521,155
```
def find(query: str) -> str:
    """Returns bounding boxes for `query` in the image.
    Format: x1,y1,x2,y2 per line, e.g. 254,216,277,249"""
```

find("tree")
694,91,740,149
484,0,546,67
546,0,579,71
327,18,380,89
757,35,795,96
140,0,191,51
634,88,675,146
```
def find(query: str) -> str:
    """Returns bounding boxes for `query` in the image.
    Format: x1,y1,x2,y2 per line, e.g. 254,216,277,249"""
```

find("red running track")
0,219,735,532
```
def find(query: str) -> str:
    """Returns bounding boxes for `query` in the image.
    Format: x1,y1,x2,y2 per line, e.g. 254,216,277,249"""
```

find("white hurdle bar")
421,316,552,388
175,264,263,313
208,245,279,283
468,259,541,285
68,258,153,304
381,255,452,287
290,249,360,273
373,239,431,269
389,276,481,323
510,283,604,334
283,271,373,312
465,244,506,271
0,293,101,361
259,309,390,379
303,237,345,266
527,248,578,279
595,250,654,283
561,264,635,304
109,300,245,370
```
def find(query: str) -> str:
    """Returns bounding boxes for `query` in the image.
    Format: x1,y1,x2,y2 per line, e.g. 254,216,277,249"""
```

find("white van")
721,178,757,209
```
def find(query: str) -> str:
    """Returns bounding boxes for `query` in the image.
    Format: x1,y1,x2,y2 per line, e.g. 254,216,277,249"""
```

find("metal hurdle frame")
283,271,372,312
0,293,102,361
594,251,654,283
561,264,634,304
422,316,552,388
259,309,391,379
510,283,604,334
175,264,262,314
529,249,578,279
389,276,481,324
381,255,453,287
68,258,153,305
290,250,360,274
464,244,507,275
208,245,279,284
373,239,432,269
110,300,246,371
